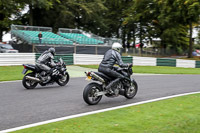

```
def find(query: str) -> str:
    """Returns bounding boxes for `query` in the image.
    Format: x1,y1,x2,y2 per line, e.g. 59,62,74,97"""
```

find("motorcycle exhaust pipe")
26,76,40,82
90,72,105,83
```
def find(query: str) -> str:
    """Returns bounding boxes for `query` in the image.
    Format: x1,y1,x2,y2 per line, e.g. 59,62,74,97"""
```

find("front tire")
56,72,70,86
22,73,38,89
124,79,138,99
83,83,103,105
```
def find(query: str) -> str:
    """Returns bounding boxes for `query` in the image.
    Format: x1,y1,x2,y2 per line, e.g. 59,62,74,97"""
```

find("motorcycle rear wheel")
83,82,103,105
124,79,138,99
56,72,70,86
22,73,38,89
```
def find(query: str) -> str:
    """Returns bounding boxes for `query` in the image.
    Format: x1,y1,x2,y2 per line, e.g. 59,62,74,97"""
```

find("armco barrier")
0,53,35,66
74,54,103,65
0,53,198,68
157,58,176,67
196,61,200,68
36,53,73,65
133,57,156,66
176,59,195,68
74,54,133,65
122,56,133,63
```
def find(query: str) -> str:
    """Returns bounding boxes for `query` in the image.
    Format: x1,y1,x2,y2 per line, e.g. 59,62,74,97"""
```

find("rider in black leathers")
98,42,130,90
36,47,56,76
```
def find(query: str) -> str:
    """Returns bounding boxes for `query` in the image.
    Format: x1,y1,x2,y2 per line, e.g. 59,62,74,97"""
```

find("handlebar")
128,63,133,68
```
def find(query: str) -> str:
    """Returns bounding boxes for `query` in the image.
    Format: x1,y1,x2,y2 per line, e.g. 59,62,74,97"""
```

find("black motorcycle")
22,58,69,89
83,64,138,105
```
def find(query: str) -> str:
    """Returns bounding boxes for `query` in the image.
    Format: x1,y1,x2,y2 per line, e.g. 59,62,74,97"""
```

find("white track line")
1,91,200,133
0,80,21,84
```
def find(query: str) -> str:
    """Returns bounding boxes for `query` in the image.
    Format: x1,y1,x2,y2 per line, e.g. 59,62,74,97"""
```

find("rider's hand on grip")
128,63,132,68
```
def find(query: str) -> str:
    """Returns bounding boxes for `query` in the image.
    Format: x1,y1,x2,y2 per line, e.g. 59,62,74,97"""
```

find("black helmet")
49,47,55,56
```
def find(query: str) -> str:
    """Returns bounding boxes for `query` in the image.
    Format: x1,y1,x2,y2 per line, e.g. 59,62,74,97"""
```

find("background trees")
124,0,200,57
0,0,24,41
2,0,200,57
20,0,107,32
175,0,200,57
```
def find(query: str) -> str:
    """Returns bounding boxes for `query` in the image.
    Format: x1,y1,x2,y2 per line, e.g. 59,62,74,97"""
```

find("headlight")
61,68,66,71
63,71,66,75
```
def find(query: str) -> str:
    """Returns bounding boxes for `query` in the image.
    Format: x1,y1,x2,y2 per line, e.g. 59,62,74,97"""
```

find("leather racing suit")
98,49,129,90
36,50,56,73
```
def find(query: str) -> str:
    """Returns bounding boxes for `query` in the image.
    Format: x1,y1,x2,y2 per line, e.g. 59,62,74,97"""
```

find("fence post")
32,45,35,53
74,45,76,54
95,46,98,55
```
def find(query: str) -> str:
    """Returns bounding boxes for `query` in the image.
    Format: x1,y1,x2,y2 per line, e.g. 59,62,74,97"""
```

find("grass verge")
11,93,200,133
0,66,24,81
1,65,200,82
78,65,200,74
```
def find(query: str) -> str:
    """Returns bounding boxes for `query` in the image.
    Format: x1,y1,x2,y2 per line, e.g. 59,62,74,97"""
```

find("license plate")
22,69,28,74
85,76,92,81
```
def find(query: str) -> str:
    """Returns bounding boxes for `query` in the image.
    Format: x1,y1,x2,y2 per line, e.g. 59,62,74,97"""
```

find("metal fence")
58,28,82,33
58,28,122,46
11,25,52,32
34,45,111,55
122,47,188,57
10,25,122,48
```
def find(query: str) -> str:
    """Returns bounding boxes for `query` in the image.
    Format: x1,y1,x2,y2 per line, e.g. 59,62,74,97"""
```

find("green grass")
0,66,24,81
12,93,200,133
78,65,200,74
77,65,99,69
1,65,200,82
132,66,200,74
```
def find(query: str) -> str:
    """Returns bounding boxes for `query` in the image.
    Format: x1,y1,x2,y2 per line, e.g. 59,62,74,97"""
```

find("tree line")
1,0,200,57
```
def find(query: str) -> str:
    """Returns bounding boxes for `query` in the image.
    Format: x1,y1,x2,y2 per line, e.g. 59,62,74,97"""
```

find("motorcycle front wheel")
22,73,38,89
124,79,138,99
83,82,103,105
56,72,70,86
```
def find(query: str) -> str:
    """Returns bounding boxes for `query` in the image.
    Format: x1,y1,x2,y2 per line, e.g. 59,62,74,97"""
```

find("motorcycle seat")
25,64,40,72
26,64,35,67
24,64,35,69
94,72,113,81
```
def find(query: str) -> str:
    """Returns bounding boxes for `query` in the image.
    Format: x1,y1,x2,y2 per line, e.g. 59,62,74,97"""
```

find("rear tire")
83,83,103,105
22,73,38,89
56,72,70,86
124,79,138,99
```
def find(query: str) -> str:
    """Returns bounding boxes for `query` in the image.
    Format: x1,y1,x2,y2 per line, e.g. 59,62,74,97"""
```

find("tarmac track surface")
0,74,200,131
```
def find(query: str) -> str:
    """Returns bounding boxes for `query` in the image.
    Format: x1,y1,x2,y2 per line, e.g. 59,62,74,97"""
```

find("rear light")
87,72,91,76
85,71,91,76
24,65,27,69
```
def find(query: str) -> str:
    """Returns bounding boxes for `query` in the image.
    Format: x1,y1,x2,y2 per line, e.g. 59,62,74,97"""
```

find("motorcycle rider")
98,42,131,92
36,47,56,81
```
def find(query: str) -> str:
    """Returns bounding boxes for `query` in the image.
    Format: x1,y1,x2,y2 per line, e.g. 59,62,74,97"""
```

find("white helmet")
112,42,122,52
